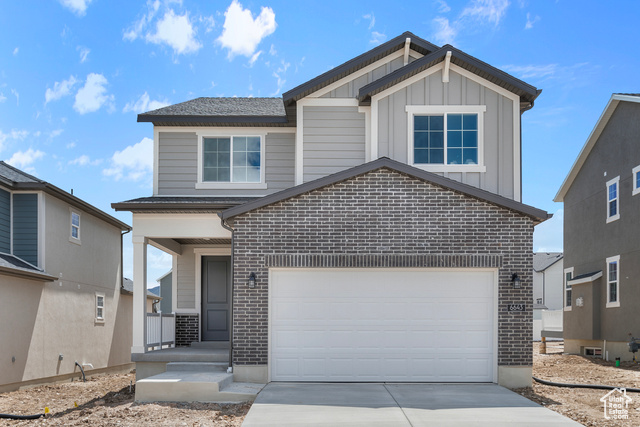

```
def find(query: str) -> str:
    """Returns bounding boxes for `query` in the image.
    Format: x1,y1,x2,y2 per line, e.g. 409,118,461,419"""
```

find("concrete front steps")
136,361,265,403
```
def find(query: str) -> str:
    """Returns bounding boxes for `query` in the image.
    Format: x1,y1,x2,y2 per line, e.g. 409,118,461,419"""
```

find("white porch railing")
146,313,176,350
541,309,563,332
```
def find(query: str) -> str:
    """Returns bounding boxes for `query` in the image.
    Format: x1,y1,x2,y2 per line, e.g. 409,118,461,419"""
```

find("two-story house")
555,93,640,361
113,31,548,399
0,162,132,392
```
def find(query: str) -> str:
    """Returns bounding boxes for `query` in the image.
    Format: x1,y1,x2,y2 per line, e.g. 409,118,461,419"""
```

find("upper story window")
406,105,486,173
633,165,640,196
564,267,573,311
70,210,81,244
606,255,620,308
95,292,105,322
196,134,267,190
606,176,620,223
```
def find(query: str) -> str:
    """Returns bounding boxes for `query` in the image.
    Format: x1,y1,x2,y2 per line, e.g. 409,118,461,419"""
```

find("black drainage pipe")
0,413,45,420
533,376,640,393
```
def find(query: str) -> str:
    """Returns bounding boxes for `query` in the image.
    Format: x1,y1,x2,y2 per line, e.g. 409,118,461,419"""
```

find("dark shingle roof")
0,162,42,184
0,253,56,281
533,252,563,272
122,278,162,299
138,98,290,126
112,196,257,212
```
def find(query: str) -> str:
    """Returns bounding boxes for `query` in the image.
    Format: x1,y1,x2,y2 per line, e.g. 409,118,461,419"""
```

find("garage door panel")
270,269,495,382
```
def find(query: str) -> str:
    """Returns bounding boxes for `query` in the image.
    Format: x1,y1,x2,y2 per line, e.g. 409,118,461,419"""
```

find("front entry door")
201,256,231,341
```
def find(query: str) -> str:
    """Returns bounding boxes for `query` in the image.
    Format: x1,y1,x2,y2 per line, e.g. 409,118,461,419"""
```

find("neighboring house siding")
377,69,515,199
319,55,418,98
0,188,10,253
12,194,38,266
303,106,366,182
564,101,640,343
157,132,295,196
176,248,196,309
230,168,534,367
159,272,173,314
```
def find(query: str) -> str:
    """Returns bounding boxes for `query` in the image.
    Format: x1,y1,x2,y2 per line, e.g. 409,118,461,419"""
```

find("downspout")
219,215,235,372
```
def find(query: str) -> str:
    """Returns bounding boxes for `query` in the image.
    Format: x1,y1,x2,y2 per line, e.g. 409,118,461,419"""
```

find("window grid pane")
203,137,260,183
446,114,478,165
203,137,232,182
414,116,445,164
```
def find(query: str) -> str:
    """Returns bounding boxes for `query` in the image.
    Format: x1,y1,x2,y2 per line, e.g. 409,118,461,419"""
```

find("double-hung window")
95,292,105,322
564,267,573,310
197,134,266,189
606,255,620,308
632,165,640,196
606,176,620,223
70,210,81,244
406,106,486,173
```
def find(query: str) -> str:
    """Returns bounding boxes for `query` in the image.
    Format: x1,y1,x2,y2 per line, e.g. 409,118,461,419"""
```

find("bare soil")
514,342,640,426
0,373,250,426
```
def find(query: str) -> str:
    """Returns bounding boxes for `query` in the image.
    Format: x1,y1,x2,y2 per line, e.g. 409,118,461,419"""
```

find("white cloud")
11,89,19,106
432,17,457,45
77,46,90,63
436,0,451,13
501,63,557,79
461,0,510,27
66,142,76,149
124,0,161,41
45,76,78,104
271,59,290,96
248,50,262,66
363,13,375,30
12,47,19,56
200,15,215,33
0,92,6,103
217,0,276,60
7,148,45,169
0,129,29,151
525,12,540,29
59,0,92,16
123,92,170,114
146,9,202,55
102,137,153,183
73,73,114,114
370,31,386,44
49,129,64,139
534,208,563,252
269,44,277,56
69,154,101,166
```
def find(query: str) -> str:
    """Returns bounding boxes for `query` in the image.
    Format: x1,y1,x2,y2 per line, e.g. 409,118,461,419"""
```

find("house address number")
507,304,525,312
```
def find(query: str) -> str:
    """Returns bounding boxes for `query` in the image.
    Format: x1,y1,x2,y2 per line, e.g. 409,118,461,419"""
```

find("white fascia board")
358,106,372,161
309,49,424,99
569,271,603,286
296,102,304,185
153,127,159,196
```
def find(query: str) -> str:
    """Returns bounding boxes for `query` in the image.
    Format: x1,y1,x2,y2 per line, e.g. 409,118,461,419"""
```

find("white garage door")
270,268,496,382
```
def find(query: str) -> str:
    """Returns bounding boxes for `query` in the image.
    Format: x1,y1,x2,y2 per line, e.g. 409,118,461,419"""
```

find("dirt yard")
515,342,640,426
0,373,250,426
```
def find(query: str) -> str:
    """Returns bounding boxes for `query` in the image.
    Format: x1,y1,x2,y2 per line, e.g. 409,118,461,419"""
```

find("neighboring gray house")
555,93,640,361
155,270,173,314
113,31,548,401
0,162,132,392
532,252,563,341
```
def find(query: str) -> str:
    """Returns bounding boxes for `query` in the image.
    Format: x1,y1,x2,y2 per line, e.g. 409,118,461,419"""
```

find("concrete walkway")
242,383,581,426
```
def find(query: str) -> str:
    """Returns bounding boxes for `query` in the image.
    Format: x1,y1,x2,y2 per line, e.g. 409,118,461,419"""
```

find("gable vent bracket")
442,51,452,83
403,37,411,66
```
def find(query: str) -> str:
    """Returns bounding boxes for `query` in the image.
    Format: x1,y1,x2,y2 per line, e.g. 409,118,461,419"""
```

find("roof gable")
533,252,563,272
554,94,640,202
221,157,549,223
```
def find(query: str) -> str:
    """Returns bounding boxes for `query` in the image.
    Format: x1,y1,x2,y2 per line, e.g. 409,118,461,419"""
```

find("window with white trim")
564,267,573,310
606,176,620,223
70,210,81,244
95,292,105,322
632,165,640,196
196,134,266,189
606,255,620,308
406,106,486,173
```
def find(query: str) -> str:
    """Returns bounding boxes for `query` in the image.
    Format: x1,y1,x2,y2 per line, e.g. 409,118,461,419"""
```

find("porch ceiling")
175,238,231,245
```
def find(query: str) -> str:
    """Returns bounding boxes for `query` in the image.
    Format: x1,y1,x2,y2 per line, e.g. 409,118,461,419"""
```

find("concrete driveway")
242,383,581,426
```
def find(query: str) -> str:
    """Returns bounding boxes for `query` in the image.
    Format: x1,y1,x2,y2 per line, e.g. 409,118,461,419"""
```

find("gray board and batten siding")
377,69,516,200
12,193,38,266
157,132,295,196
0,188,10,253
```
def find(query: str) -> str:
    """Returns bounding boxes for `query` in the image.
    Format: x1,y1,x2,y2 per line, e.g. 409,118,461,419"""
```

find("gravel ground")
514,342,640,426
0,373,250,426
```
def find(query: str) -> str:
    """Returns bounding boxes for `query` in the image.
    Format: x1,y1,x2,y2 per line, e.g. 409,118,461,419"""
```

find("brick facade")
229,168,534,368
175,313,199,347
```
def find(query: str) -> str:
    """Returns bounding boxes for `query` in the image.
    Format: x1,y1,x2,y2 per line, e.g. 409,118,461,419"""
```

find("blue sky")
1,0,638,286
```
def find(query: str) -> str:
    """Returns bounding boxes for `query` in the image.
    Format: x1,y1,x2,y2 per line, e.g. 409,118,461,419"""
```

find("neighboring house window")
196,134,266,189
606,176,620,223
606,255,620,308
406,106,486,173
70,210,81,244
564,267,573,310
95,293,105,322
632,165,640,196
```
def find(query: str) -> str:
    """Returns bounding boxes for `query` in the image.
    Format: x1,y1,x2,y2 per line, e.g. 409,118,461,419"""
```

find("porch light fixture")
511,273,522,289
248,272,257,289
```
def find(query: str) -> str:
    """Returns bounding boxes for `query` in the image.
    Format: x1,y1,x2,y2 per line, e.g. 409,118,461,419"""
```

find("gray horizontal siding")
321,55,418,99
157,132,295,196
0,188,9,253
13,193,38,265
377,69,515,200
303,106,365,182
177,249,195,309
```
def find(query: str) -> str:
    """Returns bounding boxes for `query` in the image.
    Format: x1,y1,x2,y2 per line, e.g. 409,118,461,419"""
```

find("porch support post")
132,236,148,354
